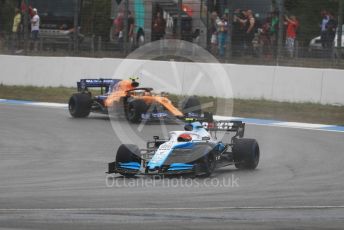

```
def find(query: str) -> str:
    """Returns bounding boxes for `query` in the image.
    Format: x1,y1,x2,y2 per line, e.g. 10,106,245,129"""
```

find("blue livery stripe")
118,162,141,170
168,163,194,171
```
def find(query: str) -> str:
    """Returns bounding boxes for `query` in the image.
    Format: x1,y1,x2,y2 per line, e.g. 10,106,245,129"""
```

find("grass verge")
1,84,343,126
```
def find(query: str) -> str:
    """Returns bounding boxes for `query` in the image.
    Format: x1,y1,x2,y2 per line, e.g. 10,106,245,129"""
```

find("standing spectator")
232,9,246,57
30,8,40,51
320,10,330,49
210,11,219,55
152,11,166,41
284,15,299,58
325,12,338,57
260,17,272,58
127,11,135,50
270,11,279,57
114,11,124,43
136,27,145,47
243,10,256,56
217,14,228,58
252,13,263,57
11,8,22,54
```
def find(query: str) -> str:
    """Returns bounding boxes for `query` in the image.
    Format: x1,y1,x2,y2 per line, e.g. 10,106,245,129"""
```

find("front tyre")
233,138,260,170
125,99,147,123
202,152,216,177
68,93,92,118
116,144,141,177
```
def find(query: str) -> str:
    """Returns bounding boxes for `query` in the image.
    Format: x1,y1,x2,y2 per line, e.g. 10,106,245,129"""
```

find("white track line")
1,206,344,212
214,115,344,133
30,102,67,108
1,99,344,133
247,122,344,133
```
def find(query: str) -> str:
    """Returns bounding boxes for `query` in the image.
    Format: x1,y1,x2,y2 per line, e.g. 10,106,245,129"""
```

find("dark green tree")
0,0,18,33
80,0,112,40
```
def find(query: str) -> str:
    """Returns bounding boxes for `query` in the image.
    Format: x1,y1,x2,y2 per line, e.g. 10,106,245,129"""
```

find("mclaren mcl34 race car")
68,78,201,123
107,117,260,177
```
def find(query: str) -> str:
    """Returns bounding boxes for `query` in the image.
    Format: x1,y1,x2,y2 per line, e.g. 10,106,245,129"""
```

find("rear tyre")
233,138,260,170
180,96,202,115
125,99,147,123
116,144,141,177
68,93,92,118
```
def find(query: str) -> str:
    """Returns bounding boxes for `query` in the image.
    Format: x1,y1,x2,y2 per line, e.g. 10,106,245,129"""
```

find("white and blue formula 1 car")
107,118,260,177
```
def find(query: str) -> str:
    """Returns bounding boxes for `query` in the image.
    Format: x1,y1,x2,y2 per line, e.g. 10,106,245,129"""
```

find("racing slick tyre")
68,93,92,118
125,99,148,123
202,152,217,177
233,138,260,170
180,96,202,115
116,144,141,177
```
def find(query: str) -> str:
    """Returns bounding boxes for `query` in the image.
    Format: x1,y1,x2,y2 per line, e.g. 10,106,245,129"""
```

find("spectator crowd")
320,10,338,57
9,3,40,54
209,8,339,59
1,2,340,61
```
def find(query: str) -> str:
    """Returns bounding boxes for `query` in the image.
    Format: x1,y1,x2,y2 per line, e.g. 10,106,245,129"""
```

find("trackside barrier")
0,55,343,105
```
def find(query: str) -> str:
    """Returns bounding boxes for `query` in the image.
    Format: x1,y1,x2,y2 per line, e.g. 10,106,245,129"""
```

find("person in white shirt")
31,8,40,51
320,10,329,49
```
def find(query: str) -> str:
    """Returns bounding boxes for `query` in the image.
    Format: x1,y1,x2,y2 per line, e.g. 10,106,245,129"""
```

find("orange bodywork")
104,80,184,117
104,80,134,105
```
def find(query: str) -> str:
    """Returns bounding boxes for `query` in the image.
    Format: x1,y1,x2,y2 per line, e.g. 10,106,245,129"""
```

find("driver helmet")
129,76,139,87
177,133,192,142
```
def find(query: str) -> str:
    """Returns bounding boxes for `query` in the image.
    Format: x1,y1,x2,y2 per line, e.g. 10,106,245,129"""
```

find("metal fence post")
206,1,210,51
177,0,182,40
91,35,95,57
226,0,233,61
73,0,80,55
337,0,343,62
277,0,285,64
97,36,102,54
123,0,129,55
23,0,29,54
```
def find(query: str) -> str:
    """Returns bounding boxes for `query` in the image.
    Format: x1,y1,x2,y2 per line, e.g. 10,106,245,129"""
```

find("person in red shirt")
285,15,299,58
21,0,34,18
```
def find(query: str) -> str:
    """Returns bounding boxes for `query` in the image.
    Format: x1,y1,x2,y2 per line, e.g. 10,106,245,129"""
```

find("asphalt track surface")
1,104,344,229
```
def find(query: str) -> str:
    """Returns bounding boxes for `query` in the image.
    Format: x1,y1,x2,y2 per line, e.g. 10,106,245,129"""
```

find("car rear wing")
77,78,121,94
184,112,245,138
202,120,245,138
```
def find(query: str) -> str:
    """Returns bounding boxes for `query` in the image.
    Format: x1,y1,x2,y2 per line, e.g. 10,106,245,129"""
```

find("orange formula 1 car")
68,78,201,123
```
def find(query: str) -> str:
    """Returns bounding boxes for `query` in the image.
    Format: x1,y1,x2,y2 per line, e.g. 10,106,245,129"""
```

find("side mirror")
153,136,159,140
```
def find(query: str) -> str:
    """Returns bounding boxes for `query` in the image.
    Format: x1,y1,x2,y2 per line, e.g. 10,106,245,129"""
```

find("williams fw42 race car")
107,118,260,177
68,78,201,123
